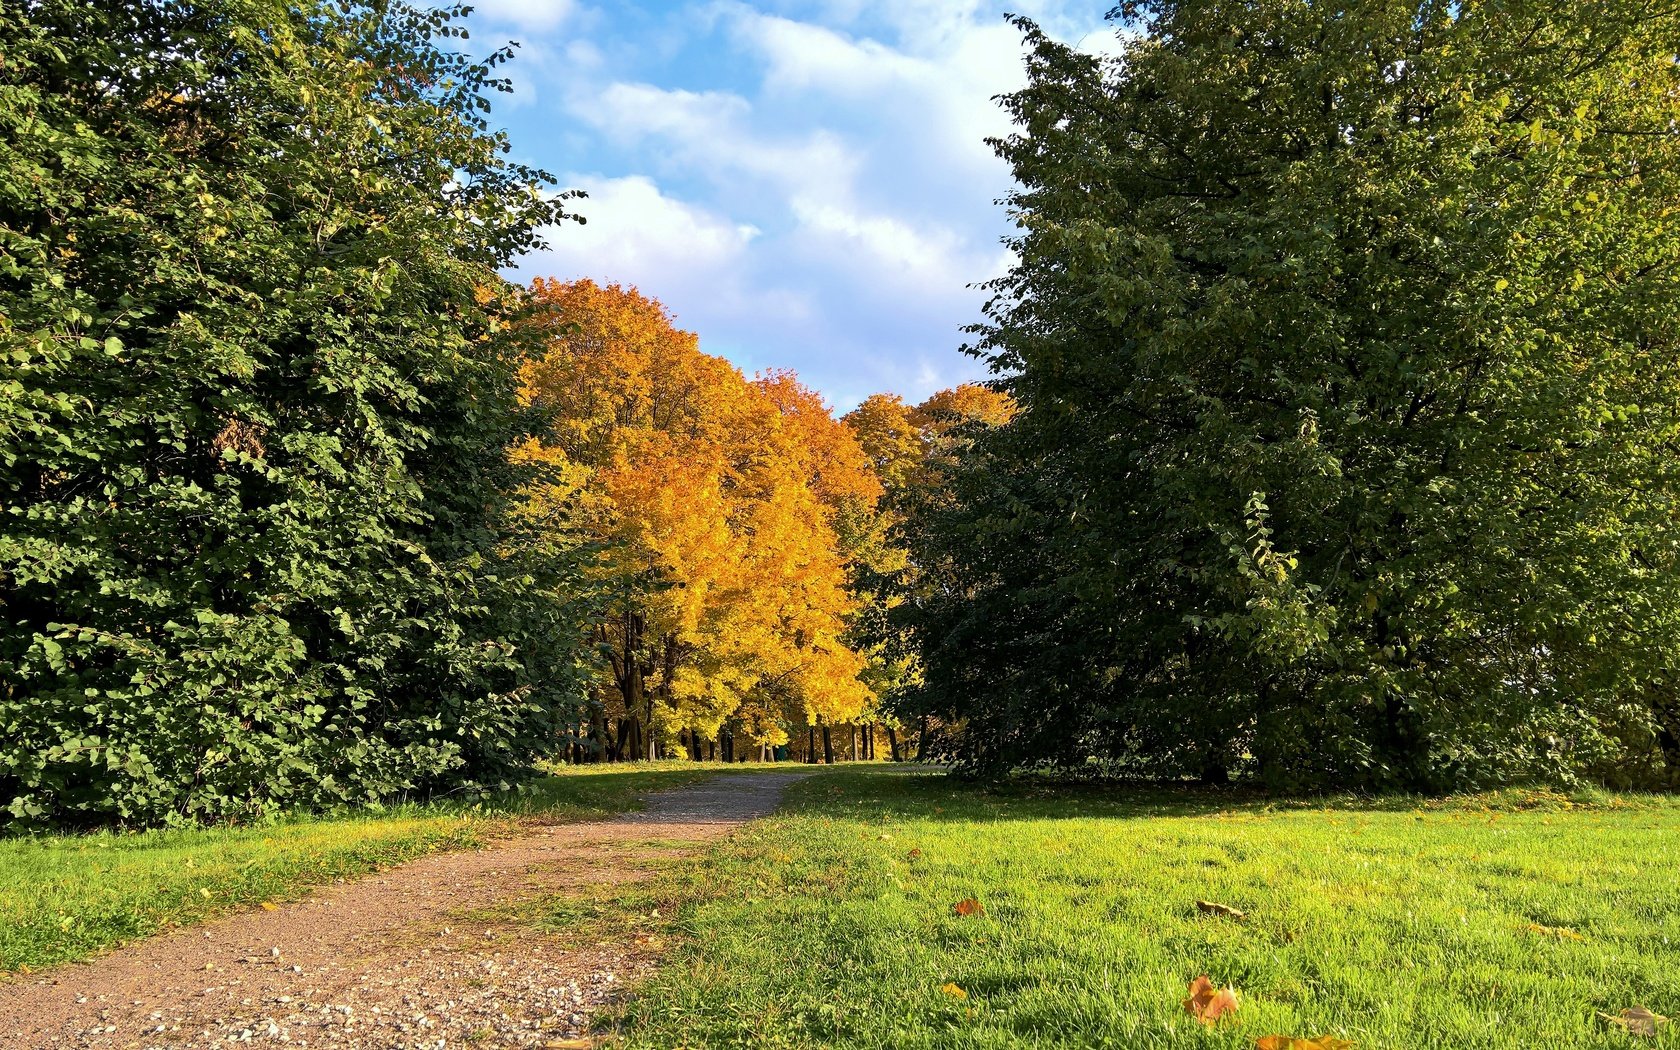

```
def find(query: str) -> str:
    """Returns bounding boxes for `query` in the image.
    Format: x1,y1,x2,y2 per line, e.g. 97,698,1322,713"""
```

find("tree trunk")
916,715,930,761
886,726,901,762
604,608,654,761
1652,696,1680,783
821,722,835,764
807,725,816,763
588,704,610,762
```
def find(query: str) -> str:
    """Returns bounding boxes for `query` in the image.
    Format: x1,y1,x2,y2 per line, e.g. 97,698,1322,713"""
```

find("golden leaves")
1525,922,1584,941
1256,1036,1353,1050
519,278,876,736
952,898,984,918
1184,976,1240,1024
1195,900,1246,921
940,982,968,1000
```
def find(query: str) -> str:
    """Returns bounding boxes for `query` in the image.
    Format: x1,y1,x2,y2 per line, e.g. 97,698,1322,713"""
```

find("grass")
612,768,1680,1049
0,760,774,974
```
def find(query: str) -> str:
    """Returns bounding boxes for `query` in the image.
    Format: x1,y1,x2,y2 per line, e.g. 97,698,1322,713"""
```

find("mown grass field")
0,761,746,974
615,769,1680,1049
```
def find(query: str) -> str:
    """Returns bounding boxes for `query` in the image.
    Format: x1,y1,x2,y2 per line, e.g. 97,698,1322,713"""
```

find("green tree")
0,0,590,826
845,386,1014,762
922,1,1680,789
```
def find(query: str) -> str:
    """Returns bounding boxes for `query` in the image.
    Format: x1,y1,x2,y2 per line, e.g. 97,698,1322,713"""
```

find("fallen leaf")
1600,1007,1668,1037
259,902,279,912
198,888,211,899
953,898,984,918
1256,1036,1354,1050
1183,975,1239,1024
543,1039,597,1049
1196,900,1246,921
1525,922,1584,941
941,982,968,1000
907,848,923,860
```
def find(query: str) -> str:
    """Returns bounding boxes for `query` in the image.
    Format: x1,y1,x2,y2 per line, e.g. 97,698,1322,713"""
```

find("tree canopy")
912,0,1680,790
517,280,876,761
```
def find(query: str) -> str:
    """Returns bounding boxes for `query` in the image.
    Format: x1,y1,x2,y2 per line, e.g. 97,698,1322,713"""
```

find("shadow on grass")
481,760,828,823
775,765,1659,824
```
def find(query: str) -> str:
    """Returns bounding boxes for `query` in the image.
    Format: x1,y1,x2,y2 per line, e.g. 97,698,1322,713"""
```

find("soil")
0,772,807,1049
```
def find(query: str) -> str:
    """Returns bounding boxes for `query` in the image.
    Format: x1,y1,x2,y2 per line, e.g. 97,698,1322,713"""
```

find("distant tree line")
511,278,1012,771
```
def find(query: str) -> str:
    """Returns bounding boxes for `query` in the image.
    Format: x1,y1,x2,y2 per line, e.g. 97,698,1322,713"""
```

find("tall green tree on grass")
0,0,593,826
923,0,1680,788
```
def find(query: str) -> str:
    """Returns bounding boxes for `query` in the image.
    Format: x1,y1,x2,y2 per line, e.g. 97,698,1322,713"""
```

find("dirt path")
0,773,807,1049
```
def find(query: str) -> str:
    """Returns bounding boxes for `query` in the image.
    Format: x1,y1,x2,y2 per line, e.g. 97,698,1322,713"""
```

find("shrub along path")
0,773,806,1048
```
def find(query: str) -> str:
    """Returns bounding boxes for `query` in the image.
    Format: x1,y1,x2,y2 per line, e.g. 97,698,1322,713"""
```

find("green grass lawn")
614,769,1680,1050
0,761,755,974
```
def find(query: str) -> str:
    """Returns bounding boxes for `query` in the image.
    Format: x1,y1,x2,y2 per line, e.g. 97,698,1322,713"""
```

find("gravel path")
0,773,807,1049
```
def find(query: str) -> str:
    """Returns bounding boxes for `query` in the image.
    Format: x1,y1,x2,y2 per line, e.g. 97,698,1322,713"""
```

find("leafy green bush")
0,0,593,826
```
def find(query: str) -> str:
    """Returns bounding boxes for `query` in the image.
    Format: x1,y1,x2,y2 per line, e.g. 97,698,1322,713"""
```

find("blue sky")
461,0,1120,410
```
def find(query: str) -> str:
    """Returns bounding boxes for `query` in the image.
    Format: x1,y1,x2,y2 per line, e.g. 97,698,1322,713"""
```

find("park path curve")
0,772,807,1049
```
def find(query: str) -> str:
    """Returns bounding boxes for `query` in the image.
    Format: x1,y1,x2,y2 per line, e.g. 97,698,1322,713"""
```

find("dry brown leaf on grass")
1600,1007,1668,1037
1183,975,1240,1024
542,1039,598,1049
907,848,923,860
1256,1036,1353,1050
1196,900,1246,920
1525,922,1584,941
953,898,984,917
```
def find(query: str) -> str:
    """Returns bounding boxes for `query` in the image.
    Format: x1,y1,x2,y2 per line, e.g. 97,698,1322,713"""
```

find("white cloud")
466,0,578,32
789,200,965,290
581,82,861,203
517,175,819,369
479,1,1109,406
523,174,760,285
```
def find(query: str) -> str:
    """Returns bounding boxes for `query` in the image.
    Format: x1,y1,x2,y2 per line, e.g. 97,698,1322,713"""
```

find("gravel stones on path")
0,773,807,1049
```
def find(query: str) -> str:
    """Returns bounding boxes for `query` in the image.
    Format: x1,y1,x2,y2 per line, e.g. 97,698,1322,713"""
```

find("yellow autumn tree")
516,279,873,760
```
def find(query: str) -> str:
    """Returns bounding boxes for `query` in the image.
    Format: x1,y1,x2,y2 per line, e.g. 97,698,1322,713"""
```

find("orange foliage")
518,279,872,754
842,393,923,492
1183,976,1240,1025
910,382,1016,433
754,370,882,511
